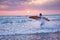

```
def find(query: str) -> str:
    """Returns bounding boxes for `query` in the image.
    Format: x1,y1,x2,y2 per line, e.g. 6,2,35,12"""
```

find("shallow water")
0,15,60,35
0,33,60,40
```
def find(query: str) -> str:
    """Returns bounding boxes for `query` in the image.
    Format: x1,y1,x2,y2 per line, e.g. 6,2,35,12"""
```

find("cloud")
28,0,60,10
0,0,60,11
0,0,32,10
29,0,55,5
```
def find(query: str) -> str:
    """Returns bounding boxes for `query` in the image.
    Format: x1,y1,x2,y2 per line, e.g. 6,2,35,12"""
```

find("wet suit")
40,16,45,26
40,16,50,26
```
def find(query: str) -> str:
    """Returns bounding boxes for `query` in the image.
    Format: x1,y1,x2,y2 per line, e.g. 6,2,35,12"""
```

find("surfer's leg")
40,23,44,28
40,21,44,26
41,22,44,26
40,20,45,29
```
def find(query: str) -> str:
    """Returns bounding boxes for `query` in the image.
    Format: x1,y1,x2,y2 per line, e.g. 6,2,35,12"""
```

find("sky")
0,0,60,15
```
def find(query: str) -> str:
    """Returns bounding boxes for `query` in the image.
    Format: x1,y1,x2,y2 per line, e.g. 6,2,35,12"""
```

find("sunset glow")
26,11,31,14
0,0,60,15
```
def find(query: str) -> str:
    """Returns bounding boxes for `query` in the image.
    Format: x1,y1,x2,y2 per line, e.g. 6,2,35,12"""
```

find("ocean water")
0,15,60,35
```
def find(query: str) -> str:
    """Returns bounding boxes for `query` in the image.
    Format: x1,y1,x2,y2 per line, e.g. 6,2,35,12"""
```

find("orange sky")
0,0,60,15
0,10,60,15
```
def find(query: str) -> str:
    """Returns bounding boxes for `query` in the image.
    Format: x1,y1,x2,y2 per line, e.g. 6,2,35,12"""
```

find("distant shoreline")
0,14,60,16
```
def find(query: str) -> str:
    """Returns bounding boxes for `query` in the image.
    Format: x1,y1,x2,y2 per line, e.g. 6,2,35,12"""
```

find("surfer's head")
40,13,42,16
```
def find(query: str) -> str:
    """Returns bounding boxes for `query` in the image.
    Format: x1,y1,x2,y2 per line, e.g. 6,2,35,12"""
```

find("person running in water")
39,13,50,26
29,13,50,26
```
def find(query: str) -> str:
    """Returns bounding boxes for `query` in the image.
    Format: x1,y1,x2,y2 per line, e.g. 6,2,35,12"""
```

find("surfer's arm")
44,17,50,21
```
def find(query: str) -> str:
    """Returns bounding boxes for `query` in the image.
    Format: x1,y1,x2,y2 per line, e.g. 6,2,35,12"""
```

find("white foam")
0,20,60,35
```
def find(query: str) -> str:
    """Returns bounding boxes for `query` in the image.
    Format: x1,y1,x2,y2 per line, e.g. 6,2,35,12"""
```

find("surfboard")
29,16,50,21
29,16,40,20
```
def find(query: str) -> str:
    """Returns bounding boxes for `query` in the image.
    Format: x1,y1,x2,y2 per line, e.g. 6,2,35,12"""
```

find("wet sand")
0,32,60,40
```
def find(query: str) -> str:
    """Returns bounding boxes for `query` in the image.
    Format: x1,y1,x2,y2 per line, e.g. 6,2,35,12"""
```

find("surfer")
39,13,50,26
29,13,50,26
